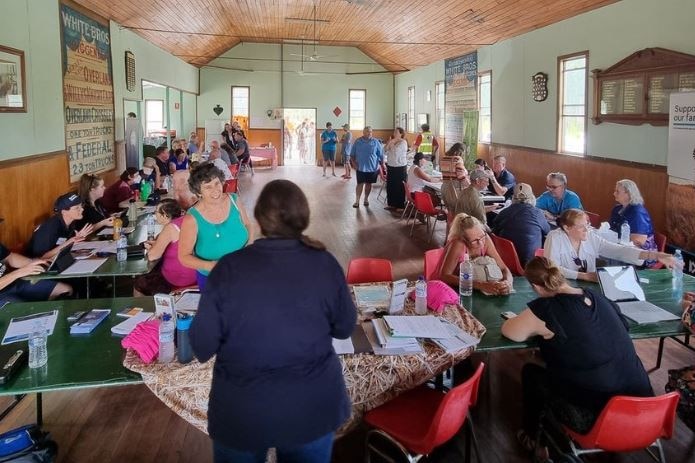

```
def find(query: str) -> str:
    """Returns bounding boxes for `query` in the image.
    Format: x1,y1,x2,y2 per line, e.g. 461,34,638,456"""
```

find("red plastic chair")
654,232,667,252
585,211,601,229
364,363,485,463
490,234,525,276
223,178,238,194
424,248,445,281
560,392,679,463
534,248,544,257
346,258,393,284
229,163,240,178
376,164,388,203
411,191,447,243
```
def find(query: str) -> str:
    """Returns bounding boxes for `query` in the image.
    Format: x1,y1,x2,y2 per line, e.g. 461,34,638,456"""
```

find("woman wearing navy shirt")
190,179,357,463
609,179,657,264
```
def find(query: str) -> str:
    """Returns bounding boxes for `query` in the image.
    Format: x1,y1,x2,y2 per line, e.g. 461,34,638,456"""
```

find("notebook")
597,266,680,324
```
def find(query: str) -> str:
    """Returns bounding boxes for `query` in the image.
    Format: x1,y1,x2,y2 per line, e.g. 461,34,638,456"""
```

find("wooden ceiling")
75,0,618,72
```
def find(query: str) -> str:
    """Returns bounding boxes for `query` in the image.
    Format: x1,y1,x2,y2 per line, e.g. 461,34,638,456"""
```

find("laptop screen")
597,266,646,303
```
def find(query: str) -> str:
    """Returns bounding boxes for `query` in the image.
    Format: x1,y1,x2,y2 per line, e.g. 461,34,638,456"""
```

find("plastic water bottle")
673,249,684,282
146,214,157,241
28,323,48,369
158,314,176,364
620,221,631,244
415,276,428,315
459,253,473,298
127,200,138,224
116,235,128,262
176,315,194,364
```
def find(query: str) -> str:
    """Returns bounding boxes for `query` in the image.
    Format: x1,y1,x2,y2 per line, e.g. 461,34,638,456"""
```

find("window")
435,81,445,138
407,86,415,132
231,86,250,129
144,99,163,135
558,52,588,154
478,72,491,143
349,89,366,130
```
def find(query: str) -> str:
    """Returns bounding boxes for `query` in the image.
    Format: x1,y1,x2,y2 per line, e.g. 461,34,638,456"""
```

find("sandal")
364,201,370,206
352,203,359,208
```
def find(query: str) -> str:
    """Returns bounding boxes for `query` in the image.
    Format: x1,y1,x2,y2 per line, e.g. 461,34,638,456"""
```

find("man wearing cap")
535,172,583,221
0,222,73,305
454,169,502,225
493,183,550,266
350,126,384,208
340,124,353,179
26,193,93,259
320,122,338,177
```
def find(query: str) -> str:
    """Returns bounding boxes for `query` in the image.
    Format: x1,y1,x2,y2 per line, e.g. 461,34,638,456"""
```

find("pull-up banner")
445,52,478,163
60,3,115,182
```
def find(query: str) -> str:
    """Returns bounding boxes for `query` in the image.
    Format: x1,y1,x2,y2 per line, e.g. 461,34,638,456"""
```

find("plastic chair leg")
656,337,665,369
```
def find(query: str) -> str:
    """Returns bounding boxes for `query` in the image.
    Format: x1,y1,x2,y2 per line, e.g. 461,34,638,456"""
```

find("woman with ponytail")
502,257,653,459
190,179,357,463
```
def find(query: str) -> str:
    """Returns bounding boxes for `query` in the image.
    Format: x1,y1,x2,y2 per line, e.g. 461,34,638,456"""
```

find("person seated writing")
436,213,513,296
501,256,653,459
26,192,93,259
544,208,675,282
133,199,196,296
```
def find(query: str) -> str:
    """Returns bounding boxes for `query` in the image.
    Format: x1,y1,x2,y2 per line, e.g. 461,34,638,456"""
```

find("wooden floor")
1,166,693,462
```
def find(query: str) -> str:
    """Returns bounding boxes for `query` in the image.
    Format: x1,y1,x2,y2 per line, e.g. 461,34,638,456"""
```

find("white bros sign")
667,92,695,182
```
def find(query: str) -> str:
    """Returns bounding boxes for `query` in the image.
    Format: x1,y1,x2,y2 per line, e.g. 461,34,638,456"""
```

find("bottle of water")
158,314,176,363
459,253,473,298
620,221,631,244
146,214,157,241
176,315,194,364
127,200,138,224
116,235,128,262
28,323,48,369
415,276,428,315
673,249,684,282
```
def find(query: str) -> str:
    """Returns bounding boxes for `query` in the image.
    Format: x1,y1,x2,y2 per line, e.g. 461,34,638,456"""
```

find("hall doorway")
282,108,316,166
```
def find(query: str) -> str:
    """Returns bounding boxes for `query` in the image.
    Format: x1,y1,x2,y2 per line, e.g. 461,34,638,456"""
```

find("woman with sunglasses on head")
436,213,513,295
133,199,196,296
544,208,675,282
501,256,653,460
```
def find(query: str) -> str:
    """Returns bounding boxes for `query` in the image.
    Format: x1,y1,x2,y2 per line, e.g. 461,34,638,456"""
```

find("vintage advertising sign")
60,3,115,182
444,52,479,160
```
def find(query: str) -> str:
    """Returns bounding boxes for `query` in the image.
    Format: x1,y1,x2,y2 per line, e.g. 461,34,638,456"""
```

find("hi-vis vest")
419,131,434,155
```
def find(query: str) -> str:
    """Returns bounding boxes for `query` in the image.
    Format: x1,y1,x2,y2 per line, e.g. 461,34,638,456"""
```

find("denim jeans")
213,432,334,463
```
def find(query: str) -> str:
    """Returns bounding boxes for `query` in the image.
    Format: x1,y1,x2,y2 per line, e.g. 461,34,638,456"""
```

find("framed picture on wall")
0,45,26,112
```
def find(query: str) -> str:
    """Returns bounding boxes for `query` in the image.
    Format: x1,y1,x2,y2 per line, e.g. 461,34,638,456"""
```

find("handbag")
471,256,503,282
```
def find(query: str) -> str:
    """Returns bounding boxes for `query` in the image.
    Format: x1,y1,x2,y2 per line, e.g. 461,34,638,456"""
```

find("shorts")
356,170,379,184
133,263,173,296
322,150,336,161
0,279,58,306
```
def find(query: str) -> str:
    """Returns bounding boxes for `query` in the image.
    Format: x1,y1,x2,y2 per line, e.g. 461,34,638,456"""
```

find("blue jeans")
213,432,334,463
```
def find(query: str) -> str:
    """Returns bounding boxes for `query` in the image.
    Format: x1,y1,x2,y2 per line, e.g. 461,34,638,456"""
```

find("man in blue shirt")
320,122,338,177
536,172,583,221
486,154,516,200
350,126,383,208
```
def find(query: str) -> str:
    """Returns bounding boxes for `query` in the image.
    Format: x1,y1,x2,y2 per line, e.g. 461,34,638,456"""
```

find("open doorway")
282,108,316,165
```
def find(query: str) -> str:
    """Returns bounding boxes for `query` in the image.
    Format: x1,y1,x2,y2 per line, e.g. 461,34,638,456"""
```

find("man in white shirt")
209,149,233,181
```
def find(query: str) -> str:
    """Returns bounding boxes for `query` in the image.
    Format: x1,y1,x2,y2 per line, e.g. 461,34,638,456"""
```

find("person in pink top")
133,199,197,295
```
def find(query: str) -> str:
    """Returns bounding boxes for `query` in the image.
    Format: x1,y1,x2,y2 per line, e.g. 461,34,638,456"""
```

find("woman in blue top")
189,179,356,463
178,163,253,290
608,179,657,264
169,148,190,172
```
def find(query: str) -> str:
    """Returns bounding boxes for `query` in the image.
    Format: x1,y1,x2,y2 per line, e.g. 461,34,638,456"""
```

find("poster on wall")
667,92,695,182
60,3,116,182
445,52,478,164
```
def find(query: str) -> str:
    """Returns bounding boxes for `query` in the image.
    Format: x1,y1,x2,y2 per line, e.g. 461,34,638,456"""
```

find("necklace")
215,224,221,239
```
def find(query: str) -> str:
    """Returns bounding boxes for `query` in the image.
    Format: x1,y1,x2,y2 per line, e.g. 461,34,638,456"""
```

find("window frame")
478,71,492,144
348,88,367,131
407,86,415,133
557,51,589,155
144,99,164,136
231,85,250,127
434,81,445,139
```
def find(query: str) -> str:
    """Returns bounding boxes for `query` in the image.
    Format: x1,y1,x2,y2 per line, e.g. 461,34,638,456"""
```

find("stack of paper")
111,312,154,336
70,309,110,334
431,320,481,353
371,318,421,349
381,315,453,339
332,337,355,355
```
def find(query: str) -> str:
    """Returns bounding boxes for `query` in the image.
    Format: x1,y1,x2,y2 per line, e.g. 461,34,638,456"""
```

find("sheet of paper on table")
175,292,201,314
431,320,481,353
72,241,114,252
382,315,453,339
364,320,423,355
61,258,108,275
2,310,58,345
111,312,154,336
332,337,355,355
353,285,391,309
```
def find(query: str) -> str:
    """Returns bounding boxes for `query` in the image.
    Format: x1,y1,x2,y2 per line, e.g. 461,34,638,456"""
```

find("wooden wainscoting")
247,128,283,167
478,143,669,234
0,152,71,248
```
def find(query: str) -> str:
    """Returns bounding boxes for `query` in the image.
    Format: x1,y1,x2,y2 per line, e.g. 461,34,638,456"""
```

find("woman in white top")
544,209,675,281
384,127,409,210
407,152,441,194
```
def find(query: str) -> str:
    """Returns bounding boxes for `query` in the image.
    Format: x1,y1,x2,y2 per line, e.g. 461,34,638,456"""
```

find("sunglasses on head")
573,257,588,273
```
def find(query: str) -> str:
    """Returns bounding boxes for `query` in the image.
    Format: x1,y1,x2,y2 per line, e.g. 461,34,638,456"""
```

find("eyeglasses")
573,257,588,273
466,232,487,247
546,184,562,190
572,222,590,230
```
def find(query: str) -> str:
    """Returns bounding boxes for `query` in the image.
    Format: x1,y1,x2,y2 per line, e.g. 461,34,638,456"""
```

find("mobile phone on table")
500,311,517,320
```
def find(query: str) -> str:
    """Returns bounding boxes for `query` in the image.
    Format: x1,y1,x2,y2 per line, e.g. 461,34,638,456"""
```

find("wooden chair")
346,258,393,284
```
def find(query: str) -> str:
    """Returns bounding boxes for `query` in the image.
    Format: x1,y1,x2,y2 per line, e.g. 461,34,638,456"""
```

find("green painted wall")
395,0,695,165
394,61,445,134
198,43,393,129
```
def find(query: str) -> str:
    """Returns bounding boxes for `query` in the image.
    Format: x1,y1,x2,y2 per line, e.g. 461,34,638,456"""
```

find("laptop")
45,243,75,274
597,266,679,324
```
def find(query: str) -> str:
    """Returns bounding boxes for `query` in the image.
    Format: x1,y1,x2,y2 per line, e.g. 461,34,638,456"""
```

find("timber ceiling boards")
74,0,617,72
